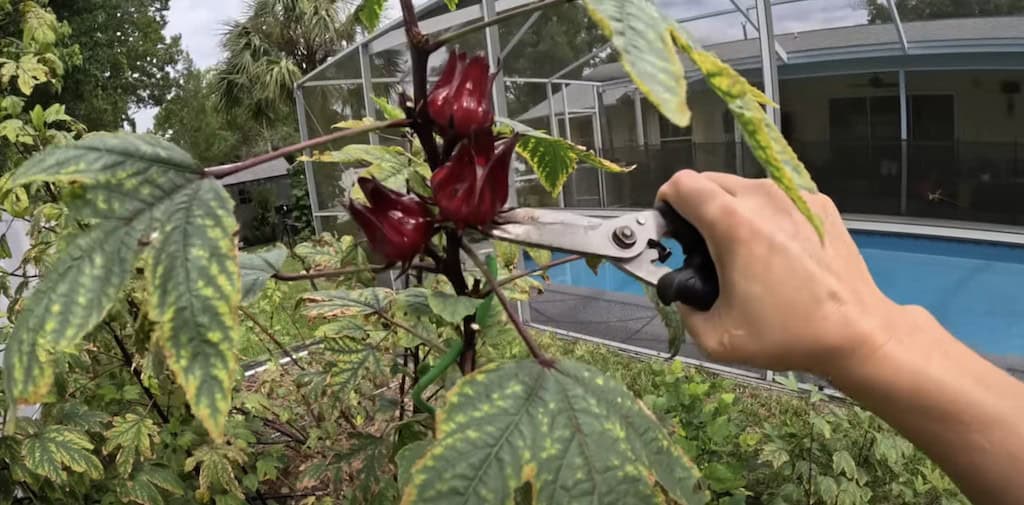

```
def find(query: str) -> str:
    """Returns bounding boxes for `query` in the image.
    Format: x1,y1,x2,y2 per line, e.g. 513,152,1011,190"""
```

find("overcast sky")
132,0,867,131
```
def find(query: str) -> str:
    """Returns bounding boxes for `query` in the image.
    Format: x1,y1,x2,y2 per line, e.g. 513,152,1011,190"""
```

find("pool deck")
528,283,1024,382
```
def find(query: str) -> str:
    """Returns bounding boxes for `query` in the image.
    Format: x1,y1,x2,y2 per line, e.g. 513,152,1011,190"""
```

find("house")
218,158,293,246
519,16,1024,226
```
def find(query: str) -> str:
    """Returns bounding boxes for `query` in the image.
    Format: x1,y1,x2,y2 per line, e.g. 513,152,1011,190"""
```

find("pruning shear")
484,202,720,311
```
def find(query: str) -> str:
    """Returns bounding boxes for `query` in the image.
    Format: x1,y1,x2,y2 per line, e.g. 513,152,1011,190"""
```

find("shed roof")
218,158,291,186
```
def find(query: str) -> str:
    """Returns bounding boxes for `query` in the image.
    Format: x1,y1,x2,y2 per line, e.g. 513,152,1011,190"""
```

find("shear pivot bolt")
613,226,637,249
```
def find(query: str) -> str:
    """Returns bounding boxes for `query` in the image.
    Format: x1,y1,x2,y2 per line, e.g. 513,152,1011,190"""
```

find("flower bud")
427,51,494,138
431,131,518,229
348,178,433,263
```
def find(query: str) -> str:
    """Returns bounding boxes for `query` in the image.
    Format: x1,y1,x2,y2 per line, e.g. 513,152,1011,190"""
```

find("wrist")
820,301,932,385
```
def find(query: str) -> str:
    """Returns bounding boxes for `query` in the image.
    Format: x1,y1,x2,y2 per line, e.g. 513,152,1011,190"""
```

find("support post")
593,86,607,207
482,0,509,118
633,88,645,146
294,88,322,233
547,81,559,137
754,0,781,127
358,43,380,146
561,83,572,142
899,69,909,215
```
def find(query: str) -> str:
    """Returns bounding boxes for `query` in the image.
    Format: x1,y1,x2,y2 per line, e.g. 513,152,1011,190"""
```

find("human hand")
656,170,900,374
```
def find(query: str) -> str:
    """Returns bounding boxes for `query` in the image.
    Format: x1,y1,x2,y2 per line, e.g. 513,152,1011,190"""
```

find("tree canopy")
213,0,363,121
45,0,183,131
866,0,1024,22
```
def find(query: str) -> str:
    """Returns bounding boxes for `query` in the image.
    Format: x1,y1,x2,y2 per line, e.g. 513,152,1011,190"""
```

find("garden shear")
484,202,720,311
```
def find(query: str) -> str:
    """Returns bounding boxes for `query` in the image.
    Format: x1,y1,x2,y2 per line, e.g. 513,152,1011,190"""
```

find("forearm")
831,304,1024,505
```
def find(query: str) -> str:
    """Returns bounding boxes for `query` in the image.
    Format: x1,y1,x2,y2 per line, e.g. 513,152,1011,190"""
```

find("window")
910,94,955,141
236,187,252,205
828,96,899,142
658,113,691,141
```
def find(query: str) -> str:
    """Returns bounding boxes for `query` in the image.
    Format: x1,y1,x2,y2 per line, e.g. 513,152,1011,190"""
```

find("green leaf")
397,440,432,492
427,291,482,324
239,244,287,303
672,41,822,238
402,359,707,505
444,0,458,9
22,426,104,484
816,475,839,504
118,465,185,505
184,443,248,502
496,118,630,196
355,0,387,29
255,454,284,481
759,442,790,469
493,241,521,269
319,144,430,202
581,0,690,128
374,96,406,120
584,256,603,275
104,413,160,477
300,337,383,398
118,476,165,505
2,133,241,441
146,178,240,442
702,462,745,493
833,450,857,479
304,287,394,318
523,247,552,267
644,285,685,358
810,415,832,439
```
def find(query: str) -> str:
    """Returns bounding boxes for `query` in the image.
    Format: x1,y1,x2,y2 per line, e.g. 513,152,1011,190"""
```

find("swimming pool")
532,230,1024,358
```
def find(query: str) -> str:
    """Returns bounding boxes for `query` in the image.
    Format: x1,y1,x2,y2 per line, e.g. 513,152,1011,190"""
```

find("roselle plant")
0,0,826,503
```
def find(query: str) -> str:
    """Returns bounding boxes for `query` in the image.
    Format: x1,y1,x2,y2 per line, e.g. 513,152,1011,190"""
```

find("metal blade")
485,208,665,261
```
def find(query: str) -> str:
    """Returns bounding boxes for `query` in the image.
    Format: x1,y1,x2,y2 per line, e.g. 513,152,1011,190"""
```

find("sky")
132,0,867,131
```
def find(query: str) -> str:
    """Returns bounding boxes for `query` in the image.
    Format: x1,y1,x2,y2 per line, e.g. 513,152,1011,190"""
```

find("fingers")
674,303,728,360
698,171,763,196
656,170,740,244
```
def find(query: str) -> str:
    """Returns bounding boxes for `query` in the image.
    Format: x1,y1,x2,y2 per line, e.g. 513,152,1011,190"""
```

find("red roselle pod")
426,51,494,138
431,131,518,229
348,178,434,264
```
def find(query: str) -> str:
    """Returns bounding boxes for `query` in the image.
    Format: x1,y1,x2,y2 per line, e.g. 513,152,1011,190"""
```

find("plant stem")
240,306,306,370
429,0,572,50
105,322,171,424
480,254,583,296
461,243,553,367
204,119,411,179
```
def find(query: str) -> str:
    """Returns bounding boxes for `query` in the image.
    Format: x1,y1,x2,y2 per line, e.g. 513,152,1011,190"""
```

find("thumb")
675,304,726,359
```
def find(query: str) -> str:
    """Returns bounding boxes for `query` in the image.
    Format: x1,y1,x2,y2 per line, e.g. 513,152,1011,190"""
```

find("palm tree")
213,0,364,120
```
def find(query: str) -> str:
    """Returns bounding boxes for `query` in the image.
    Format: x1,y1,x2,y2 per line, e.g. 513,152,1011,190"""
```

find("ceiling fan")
850,73,899,89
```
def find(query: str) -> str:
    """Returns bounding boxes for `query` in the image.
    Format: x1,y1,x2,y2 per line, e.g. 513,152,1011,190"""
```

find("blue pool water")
533,232,1024,358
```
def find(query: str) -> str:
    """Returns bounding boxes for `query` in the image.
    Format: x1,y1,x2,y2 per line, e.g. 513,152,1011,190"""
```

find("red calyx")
431,130,518,229
426,51,494,139
348,177,434,264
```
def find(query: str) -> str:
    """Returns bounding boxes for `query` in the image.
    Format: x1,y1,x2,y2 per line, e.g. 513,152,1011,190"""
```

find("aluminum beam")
887,0,910,54
754,0,781,126
359,44,380,145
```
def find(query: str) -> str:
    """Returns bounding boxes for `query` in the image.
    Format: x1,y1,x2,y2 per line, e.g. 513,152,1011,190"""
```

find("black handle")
654,201,719,311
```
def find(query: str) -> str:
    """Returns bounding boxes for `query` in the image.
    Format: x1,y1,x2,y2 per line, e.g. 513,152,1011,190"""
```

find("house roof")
218,158,290,186
518,16,1024,121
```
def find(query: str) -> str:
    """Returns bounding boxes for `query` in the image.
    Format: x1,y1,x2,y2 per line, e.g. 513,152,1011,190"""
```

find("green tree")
44,0,184,131
866,0,1024,22
213,0,363,120
496,2,608,118
0,0,83,175
152,58,239,166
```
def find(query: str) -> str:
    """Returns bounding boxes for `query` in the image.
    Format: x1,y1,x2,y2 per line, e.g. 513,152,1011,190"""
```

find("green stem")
412,339,464,416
